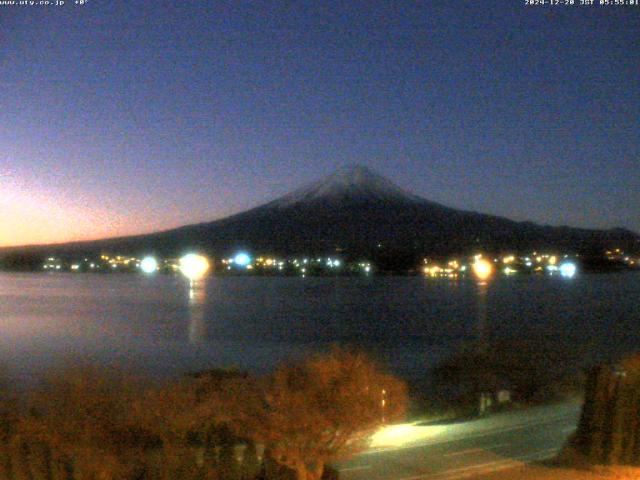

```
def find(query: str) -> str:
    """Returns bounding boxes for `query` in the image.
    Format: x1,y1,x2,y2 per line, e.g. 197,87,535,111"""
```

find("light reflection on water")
476,281,488,348
0,272,639,385
188,280,207,344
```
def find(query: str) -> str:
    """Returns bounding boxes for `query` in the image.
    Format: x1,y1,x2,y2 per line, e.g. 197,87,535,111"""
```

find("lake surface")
1,272,639,385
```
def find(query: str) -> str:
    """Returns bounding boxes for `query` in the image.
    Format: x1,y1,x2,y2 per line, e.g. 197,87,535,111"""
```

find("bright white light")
140,256,158,274
333,260,341,267
560,262,577,278
472,258,493,281
179,254,210,281
233,252,251,266
370,422,446,448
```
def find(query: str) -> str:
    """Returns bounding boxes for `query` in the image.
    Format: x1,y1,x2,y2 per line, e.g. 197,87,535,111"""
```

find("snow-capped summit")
271,165,422,208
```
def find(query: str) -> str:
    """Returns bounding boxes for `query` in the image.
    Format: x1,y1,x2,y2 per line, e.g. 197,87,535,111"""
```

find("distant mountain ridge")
2,166,639,264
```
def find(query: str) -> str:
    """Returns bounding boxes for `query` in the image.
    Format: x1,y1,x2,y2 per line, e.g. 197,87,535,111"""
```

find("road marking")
397,447,558,480
435,459,514,479
339,465,371,472
443,448,485,458
437,448,559,480
443,443,509,457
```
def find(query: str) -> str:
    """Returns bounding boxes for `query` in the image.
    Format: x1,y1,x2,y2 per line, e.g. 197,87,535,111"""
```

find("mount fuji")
2,166,638,266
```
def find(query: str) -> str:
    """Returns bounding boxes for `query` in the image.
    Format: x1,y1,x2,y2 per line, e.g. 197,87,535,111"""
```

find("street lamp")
559,262,577,278
140,256,158,274
472,257,493,283
381,389,387,424
179,253,210,281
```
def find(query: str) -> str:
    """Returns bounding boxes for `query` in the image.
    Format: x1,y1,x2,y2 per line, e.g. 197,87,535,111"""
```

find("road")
336,401,582,480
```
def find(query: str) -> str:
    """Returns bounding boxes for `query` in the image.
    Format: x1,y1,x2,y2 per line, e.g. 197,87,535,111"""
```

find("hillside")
1,166,638,264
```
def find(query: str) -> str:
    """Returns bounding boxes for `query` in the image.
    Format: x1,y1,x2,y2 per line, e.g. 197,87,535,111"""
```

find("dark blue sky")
1,1,638,246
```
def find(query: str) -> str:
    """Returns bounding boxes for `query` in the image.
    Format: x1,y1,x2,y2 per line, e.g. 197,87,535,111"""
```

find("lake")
0,272,638,386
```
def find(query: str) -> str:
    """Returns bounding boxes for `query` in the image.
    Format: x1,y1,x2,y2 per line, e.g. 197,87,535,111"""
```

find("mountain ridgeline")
2,167,639,269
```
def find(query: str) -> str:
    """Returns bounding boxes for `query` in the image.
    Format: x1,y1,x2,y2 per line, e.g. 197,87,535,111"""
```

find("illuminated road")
336,401,581,480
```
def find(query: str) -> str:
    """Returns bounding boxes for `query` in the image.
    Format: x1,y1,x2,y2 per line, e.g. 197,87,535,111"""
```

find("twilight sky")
1,1,638,247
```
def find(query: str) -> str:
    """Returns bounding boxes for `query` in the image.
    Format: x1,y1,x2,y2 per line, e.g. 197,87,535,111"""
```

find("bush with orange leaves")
15,365,154,480
221,347,408,480
3,350,407,480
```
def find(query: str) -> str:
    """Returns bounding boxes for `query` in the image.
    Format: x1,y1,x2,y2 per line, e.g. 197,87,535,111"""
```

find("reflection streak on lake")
0,272,638,383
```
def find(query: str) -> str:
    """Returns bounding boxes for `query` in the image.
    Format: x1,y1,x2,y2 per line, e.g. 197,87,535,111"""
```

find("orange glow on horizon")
0,172,241,248
1,181,135,247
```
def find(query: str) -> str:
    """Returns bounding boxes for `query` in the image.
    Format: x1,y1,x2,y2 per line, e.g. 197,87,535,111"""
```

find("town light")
179,254,210,281
233,252,251,267
472,257,493,282
140,256,158,274
559,262,577,278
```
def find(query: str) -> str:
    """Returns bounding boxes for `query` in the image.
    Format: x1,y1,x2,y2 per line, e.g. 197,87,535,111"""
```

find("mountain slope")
2,166,639,261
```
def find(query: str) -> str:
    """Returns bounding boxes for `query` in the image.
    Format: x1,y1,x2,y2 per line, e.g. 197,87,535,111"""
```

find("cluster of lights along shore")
37,248,638,279
40,253,373,278
422,252,586,280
